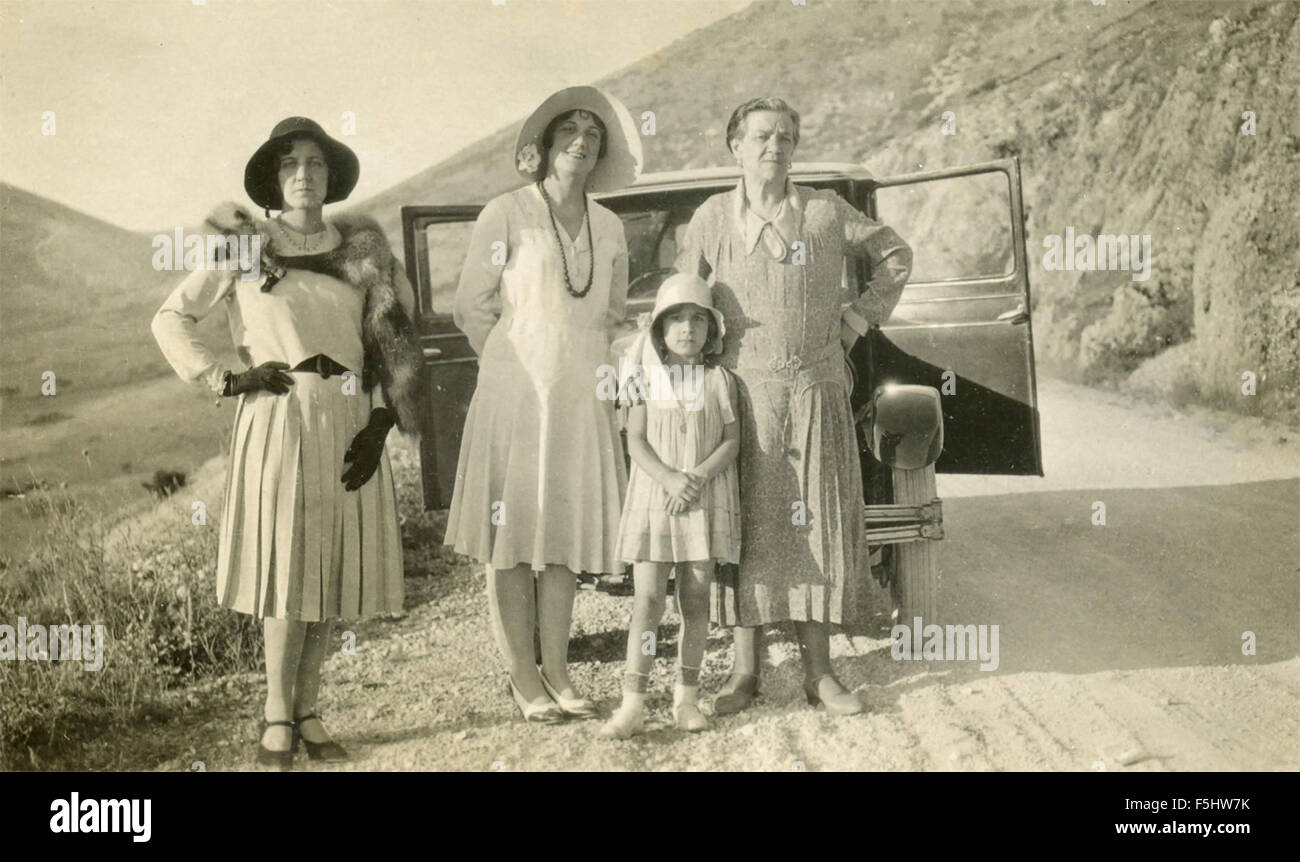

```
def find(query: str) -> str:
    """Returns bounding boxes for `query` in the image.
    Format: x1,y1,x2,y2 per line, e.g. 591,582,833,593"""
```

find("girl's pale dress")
152,228,408,621
676,180,911,628
615,364,742,565
446,185,629,574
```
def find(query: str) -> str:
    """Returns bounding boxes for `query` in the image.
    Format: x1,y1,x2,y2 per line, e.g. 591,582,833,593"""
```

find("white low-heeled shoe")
538,669,600,719
508,678,565,724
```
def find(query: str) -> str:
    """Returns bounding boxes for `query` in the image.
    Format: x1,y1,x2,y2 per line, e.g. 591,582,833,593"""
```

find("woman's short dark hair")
725,97,801,153
651,303,720,365
276,135,333,170
541,108,609,165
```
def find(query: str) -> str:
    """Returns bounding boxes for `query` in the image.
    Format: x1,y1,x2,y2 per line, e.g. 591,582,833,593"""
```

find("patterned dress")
675,180,911,627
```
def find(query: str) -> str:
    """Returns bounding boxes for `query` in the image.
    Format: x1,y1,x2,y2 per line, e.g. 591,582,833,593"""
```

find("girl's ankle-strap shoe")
673,700,711,732
598,704,647,740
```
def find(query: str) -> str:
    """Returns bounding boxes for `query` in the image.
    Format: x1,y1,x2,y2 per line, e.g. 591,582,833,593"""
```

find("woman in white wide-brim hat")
446,86,642,722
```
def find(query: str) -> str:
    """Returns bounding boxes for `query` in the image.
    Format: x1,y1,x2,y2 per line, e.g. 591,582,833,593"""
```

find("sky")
0,0,750,230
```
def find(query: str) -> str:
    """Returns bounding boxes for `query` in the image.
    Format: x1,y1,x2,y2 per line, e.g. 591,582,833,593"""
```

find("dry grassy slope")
355,0,1299,421
0,184,243,552
0,182,237,417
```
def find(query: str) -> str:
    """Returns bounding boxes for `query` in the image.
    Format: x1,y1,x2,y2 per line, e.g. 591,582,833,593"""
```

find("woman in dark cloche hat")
152,116,422,769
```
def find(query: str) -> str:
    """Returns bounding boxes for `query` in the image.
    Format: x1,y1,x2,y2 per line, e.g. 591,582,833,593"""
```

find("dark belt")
292,354,351,379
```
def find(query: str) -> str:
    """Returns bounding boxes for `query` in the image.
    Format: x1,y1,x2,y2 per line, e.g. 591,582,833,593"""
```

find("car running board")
863,499,944,542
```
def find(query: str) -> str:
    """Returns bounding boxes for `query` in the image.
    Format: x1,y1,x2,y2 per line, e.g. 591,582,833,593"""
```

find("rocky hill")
357,0,1300,422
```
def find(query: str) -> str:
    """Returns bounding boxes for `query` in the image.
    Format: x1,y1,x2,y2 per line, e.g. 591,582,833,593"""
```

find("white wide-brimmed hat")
513,86,642,193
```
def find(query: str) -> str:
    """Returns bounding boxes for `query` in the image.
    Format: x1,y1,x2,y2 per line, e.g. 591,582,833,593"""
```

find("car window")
615,204,697,305
874,171,1015,285
420,220,477,317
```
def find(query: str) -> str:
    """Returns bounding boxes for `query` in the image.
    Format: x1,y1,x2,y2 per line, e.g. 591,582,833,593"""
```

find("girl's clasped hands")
662,469,705,515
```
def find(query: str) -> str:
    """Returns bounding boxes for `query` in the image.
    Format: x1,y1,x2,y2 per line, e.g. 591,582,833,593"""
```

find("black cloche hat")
243,116,360,210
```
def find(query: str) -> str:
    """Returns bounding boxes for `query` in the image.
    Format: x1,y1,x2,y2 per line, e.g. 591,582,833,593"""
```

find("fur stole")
202,203,423,435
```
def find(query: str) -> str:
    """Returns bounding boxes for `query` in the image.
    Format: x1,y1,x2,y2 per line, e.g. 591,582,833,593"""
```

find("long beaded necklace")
537,181,593,298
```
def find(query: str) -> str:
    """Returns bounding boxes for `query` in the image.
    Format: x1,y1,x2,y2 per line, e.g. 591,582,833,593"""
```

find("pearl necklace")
537,182,593,298
269,216,339,257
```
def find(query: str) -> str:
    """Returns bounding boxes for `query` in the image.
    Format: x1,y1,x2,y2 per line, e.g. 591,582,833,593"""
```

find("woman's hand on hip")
229,361,295,395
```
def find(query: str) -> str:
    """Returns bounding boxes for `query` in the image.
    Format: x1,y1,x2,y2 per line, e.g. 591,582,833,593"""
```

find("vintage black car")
400,158,1042,626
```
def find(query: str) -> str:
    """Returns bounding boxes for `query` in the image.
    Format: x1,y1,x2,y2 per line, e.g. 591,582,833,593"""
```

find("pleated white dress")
445,185,629,574
151,233,407,621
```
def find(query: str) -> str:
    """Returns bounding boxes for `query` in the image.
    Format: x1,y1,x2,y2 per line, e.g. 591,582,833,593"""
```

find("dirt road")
149,377,1299,771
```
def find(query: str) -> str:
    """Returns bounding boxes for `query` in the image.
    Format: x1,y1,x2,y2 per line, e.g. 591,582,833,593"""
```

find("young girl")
600,273,741,739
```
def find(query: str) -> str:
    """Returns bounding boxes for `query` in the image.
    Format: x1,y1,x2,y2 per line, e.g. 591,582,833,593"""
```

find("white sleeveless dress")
444,184,629,574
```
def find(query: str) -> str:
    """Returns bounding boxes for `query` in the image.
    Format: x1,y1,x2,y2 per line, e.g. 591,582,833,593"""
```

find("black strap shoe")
256,719,295,771
294,713,349,762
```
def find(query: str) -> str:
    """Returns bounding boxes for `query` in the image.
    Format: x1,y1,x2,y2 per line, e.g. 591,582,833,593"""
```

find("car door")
400,205,483,509
852,157,1043,475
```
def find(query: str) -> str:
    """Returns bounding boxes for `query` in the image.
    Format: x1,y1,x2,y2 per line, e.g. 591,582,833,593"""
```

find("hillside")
357,0,1300,422
0,183,238,551
0,182,239,413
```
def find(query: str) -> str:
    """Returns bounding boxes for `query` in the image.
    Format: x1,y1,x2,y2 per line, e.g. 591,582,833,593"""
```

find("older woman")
446,87,640,722
152,117,422,768
675,97,913,715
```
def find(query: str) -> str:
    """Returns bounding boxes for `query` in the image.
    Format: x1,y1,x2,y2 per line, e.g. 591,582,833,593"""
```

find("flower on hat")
516,143,541,175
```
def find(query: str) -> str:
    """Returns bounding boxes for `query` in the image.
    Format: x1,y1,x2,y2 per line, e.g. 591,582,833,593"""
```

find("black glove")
226,361,295,395
341,408,395,491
